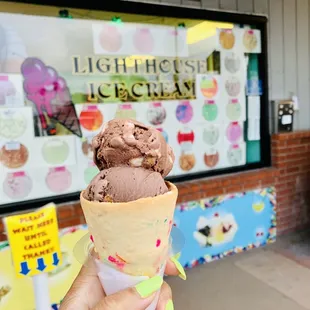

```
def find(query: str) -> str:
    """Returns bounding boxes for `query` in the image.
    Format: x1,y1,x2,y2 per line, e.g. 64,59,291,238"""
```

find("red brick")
189,182,202,193
287,167,300,174
57,205,74,219
0,219,4,233
287,139,301,146
201,181,222,191
74,204,84,216
225,184,243,194
58,217,82,229
0,234,7,242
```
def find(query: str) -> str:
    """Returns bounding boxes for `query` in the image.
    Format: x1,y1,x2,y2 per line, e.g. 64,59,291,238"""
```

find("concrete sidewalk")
167,247,310,310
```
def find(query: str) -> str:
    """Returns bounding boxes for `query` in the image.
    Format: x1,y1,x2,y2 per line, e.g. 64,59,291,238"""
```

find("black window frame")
0,0,270,214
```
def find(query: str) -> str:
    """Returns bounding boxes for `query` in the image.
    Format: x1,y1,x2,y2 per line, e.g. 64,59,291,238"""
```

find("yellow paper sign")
5,203,62,278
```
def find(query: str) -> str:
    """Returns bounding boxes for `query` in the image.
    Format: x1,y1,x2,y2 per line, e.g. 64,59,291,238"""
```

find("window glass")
0,3,265,206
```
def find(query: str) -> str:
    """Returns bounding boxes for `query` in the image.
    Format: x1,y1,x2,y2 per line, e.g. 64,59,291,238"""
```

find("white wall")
123,0,310,130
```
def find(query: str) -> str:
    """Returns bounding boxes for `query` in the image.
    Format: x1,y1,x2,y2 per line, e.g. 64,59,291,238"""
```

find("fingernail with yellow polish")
166,299,174,310
171,257,187,280
173,252,181,260
135,275,163,298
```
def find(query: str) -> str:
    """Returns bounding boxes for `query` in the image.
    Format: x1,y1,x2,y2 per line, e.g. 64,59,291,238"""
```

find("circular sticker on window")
227,145,243,166
179,153,196,171
147,102,166,126
200,77,218,99
134,28,154,54
3,172,32,199
176,101,193,124
0,142,29,169
226,99,242,121
99,25,122,53
84,165,99,185
219,29,235,50
224,53,241,74
243,30,258,52
204,149,219,168
226,122,242,143
225,77,241,97
157,128,168,143
79,106,104,131
0,110,27,139
115,104,137,120
46,167,72,193
203,100,218,122
203,125,220,146
42,139,69,165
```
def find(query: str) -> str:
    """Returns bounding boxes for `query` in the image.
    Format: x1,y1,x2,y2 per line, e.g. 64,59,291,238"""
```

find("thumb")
92,275,163,310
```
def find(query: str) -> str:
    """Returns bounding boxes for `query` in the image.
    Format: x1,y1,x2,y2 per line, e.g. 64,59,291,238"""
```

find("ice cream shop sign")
72,56,209,101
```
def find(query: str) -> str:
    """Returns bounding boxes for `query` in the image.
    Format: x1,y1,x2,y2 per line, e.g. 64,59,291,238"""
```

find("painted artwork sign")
5,203,62,278
173,187,276,269
0,225,87,310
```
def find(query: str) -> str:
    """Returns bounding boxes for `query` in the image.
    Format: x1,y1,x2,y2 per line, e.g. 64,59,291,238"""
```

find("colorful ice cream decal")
203,125,220,146
81,137,94,160
226,99,242,121
46,167,72,193
157,127,168,143
21,57,82,137
134,28,154,54
177,127,196,171
42,139,69,165
202,100,218,121
200,76,218,99
204,149,219,168
99,24,122,53
147,102,166,126
177,128,195,145
224,53,241,74
226,122,242,143
84,164,99,185
225,77,241,97
115,104,136,120
176,100,193,124
219,29,235,50
3,171,32,199
243,30,258,52
227,144,243,165
0,109,26,139
179,153,196,171
79,105,103,131
0,142,28,169
193,213,238,247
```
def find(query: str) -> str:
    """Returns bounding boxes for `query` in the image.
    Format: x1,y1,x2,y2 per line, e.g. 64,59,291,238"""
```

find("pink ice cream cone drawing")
21,57,82,137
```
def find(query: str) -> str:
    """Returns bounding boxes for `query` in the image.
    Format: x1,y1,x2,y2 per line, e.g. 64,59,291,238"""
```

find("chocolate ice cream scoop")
84,166,168,203
92,119,174,177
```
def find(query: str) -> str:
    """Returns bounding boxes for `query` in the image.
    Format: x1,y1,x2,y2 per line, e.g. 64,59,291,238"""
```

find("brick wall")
1,131,310,240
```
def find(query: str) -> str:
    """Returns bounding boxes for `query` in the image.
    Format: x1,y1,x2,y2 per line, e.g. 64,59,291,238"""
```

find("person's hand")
60,254,186,310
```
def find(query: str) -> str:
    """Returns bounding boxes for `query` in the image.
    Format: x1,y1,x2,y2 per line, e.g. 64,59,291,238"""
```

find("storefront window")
0,2,270,208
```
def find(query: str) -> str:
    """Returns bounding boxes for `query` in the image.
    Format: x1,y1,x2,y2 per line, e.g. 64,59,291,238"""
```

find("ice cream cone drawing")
21,57,82,137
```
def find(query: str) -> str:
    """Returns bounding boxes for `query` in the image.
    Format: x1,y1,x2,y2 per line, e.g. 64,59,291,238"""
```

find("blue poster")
173,187,276,269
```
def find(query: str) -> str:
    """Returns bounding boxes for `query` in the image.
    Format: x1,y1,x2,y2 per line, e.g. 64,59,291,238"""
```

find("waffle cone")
80,182,178,276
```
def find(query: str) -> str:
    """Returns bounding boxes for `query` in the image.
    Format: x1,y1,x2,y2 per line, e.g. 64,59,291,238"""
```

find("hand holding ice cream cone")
76,118,182,309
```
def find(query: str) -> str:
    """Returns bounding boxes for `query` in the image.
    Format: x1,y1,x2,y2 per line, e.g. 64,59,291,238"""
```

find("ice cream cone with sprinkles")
80,119,178,309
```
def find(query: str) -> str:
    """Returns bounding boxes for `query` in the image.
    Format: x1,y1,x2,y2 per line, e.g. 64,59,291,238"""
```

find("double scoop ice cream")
81,119,178,277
